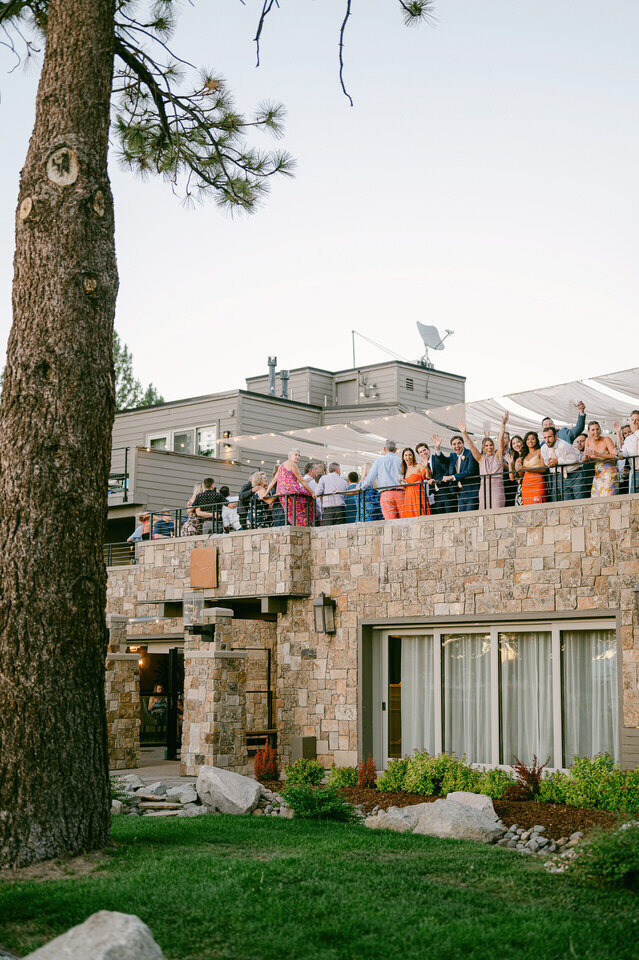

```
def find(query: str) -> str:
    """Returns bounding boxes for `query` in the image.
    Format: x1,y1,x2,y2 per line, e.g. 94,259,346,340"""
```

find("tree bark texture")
0,0,118,867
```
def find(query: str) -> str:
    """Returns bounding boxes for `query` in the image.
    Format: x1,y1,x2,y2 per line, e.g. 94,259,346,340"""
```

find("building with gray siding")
107,360,465,541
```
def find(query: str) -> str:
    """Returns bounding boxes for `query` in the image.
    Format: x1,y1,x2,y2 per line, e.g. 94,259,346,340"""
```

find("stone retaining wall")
107,496,639,770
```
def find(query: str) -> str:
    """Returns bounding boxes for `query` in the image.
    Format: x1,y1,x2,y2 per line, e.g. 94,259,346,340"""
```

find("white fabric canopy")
228,366,639,465
592,368,639,404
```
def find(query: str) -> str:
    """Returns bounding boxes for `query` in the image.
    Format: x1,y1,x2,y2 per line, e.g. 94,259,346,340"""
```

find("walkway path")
110,746,196,788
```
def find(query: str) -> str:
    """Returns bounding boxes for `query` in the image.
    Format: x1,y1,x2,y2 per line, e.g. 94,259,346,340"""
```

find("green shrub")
562,754,639,814
403,752,468,796
536,755,639,816
377,759,409,793
440,758,481,795
539,770,570,804
327,765,358,789
284,758,325,785
476,767,515,800
281,783,356,821
571,822,639,890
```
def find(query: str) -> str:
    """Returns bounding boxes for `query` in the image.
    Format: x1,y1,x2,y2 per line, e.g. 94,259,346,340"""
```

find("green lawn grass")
0,816,637,960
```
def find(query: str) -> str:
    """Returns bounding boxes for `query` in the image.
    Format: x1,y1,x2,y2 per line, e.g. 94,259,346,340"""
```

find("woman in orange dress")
517,431,546,504
400,447,431,517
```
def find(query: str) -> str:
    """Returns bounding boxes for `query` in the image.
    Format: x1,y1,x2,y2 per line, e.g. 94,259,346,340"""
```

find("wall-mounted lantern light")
313,593,336,634
223,430,232,439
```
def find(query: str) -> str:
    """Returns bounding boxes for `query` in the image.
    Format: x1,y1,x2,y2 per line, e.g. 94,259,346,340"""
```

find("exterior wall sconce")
313,593,336,634
223,430,232,439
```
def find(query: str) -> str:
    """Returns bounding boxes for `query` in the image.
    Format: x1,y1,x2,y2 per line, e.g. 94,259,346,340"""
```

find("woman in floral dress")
267,448,316,525
584,421,619,497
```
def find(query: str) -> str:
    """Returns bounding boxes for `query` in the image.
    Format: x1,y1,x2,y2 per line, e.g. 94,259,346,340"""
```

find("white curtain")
443,633,491,764
562,630,619,764
500,632,553,766
400,634,435,756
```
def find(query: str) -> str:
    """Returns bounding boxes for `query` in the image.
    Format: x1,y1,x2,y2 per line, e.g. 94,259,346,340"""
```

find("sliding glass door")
380,633,435,761
442,633,491,764
499,631,553,766
371,620,619,770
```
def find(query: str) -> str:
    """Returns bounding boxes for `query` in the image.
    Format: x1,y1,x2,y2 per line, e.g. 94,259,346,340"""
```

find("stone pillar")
181,610,249,777
105,613,140,770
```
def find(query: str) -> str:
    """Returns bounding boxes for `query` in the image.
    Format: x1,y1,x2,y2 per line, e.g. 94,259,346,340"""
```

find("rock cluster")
111,768,294,819
364,792,589,858
494,824,582,855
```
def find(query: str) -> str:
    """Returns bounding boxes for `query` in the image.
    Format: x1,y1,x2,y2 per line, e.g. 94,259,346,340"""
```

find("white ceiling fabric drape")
229,367,639,465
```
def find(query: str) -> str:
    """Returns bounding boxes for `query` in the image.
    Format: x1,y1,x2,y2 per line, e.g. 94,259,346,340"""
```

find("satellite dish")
417,323,446,351
416,323,454,369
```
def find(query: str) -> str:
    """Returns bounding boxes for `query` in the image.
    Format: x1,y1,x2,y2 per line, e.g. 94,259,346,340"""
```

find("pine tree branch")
338,0,353,107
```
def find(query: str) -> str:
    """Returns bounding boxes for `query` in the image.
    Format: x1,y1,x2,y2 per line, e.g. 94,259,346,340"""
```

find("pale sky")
0,1,637,405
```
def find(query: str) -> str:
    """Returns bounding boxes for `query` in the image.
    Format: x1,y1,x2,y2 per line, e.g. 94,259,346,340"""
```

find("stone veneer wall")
181,613,249,776
105,614,141,770
107,496,639,770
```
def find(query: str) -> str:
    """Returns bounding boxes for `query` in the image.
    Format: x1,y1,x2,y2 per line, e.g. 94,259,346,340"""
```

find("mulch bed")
261,781,623,839
339,787,622,837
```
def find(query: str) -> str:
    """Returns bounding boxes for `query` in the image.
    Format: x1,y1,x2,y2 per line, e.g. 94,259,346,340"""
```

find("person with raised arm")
458,412,508,511
541,400,586,445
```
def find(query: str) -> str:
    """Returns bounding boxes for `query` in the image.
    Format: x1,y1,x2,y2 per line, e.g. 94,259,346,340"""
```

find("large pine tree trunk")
0,0,117,867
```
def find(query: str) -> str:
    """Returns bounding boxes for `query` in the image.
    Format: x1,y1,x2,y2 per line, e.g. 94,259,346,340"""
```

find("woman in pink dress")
266,448,316,526
459,412,509,510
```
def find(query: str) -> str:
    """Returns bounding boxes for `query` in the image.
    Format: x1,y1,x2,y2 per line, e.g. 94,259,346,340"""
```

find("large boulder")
413,799,504,843
24,911,164,959
446,791,497,821
365,803,435,833
196,766,261,815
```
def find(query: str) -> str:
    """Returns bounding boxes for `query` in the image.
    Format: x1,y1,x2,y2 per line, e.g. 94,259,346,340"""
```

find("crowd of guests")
128,404,639,538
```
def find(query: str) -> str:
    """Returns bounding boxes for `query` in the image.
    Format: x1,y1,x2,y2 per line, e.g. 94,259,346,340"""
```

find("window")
145,431,195,455
196,426,217,458
173,431,194,456
406,378,414,391
372,620,619,769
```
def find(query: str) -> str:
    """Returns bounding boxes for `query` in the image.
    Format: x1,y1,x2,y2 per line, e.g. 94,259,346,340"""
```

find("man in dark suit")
416,441,446,515
433,433,479,512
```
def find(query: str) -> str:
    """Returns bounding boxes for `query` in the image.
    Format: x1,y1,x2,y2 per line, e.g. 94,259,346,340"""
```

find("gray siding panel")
127,447,252,512
396,366,465,411
239,395,321,435
621,727,639,770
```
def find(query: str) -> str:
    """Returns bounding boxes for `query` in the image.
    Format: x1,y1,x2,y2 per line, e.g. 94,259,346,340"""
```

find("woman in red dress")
400,447,431,517
518,431,546,505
